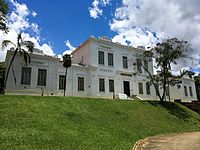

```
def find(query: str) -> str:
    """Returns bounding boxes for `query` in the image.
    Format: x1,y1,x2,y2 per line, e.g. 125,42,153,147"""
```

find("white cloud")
89,0,110,19
31,23,39,34
32,11,37,17
63,40,75,55
0,0,54,61
57,40,75,60
105,0,200,72
65,40,75,51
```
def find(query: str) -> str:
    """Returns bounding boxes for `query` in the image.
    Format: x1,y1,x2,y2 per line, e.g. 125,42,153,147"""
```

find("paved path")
133,132,200,150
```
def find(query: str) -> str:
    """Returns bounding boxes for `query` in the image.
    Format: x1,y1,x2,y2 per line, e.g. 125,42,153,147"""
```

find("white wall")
5,38,198,102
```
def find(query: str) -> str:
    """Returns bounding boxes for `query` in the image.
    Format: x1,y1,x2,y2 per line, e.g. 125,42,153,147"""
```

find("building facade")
5,36,197,101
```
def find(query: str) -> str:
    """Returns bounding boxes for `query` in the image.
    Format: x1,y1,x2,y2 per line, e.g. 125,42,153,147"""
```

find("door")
123,81,130,97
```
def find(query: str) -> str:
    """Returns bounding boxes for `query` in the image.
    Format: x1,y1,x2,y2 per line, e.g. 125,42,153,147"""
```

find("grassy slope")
0,96,199,150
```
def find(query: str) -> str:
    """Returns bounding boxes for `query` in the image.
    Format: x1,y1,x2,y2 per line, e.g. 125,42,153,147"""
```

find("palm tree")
0,0,9,33
2,33,34,89
63,54,71,96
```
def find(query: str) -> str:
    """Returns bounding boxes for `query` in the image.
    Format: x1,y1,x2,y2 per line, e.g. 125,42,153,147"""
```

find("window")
78,77,84,91
144,60,148,72
98,51,104,65
99,78,105,92
21,67,31,85
189,87,193,97
59,75,65,90
138,83,143,94
108,53,113,66
166,86,169,96
137,59,142,73
123,56,128,69
184,86,188,96
109,79,114,92
146,82,150,95
37,69,47,86
155,84,159,96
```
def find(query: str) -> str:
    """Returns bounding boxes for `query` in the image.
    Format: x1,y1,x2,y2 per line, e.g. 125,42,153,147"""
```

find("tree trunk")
63,67,68,96
4,50,18,89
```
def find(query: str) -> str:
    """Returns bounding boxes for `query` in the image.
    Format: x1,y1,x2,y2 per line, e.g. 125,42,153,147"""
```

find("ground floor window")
166,86,169,96
109,79,114,92
37,69,47,86
78,77,84,91
21,67,31,85
59,75,65,90
184,86,188,96
146,82,150,95
189,86,193,97
99,78,105,92
138,83,143,94
155,84,159,96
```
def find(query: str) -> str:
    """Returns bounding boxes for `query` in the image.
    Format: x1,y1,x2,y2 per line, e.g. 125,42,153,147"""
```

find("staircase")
131,95,143,100
180,101,200,114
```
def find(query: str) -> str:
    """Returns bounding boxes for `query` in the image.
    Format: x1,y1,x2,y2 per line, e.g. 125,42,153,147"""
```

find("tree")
2,33,34,89
0,62,5,94
194,74,200,101
136,38,193,102
62,54,71,96
0,0,9,33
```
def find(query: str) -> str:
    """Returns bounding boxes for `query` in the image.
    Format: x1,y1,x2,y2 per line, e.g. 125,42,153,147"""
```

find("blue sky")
1,0,200,73
8,0,118,55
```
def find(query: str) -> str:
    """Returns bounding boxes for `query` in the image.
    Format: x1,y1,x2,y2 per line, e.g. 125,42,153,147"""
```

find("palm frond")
22,41,34,53
21,49,31,66
1,40,16,49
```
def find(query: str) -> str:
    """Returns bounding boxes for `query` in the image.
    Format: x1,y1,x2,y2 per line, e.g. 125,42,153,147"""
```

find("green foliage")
0,62,5,90
2,33,34,88
141,38,193,101
194,74,200,100
0,0,9,33
63,54,72,68
0,96,199,149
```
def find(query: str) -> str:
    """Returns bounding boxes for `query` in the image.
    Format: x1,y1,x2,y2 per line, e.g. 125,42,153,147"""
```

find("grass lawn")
0,96,199,149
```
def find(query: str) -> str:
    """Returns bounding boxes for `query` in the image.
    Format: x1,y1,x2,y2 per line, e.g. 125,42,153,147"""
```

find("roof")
6,50,59,61
71,36,146,55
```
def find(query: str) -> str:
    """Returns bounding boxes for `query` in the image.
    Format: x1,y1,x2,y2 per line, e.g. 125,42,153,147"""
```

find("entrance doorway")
123,81,130,97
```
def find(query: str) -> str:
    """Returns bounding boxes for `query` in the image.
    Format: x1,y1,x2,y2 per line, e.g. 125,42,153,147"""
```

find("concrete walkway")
133,132,200,150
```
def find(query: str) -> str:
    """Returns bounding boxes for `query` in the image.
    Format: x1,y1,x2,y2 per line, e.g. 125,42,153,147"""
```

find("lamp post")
63,54,71,96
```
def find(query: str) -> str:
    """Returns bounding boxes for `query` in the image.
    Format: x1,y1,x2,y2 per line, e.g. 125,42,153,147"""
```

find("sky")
0,0,200,73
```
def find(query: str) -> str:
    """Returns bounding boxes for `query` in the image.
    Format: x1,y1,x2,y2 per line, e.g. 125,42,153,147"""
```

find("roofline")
71,36,146,55
71,36,93,55
6,50,60,61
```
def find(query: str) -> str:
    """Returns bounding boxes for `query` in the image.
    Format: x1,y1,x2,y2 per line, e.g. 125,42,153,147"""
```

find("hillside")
0,96,199,149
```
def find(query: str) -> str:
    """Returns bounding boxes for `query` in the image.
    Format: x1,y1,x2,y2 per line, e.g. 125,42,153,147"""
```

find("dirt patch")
133,132,200,150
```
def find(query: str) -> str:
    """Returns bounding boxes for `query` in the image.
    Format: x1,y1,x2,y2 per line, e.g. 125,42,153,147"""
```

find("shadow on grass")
148,101,192,121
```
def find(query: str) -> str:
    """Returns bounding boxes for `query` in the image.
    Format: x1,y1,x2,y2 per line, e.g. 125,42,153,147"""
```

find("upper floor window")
144,60,148,72
146,82,150,95
138,83,143,94
78,77,84,91
137,59,142,73
99,78,105,92
37,69,47,86
98,51,104,65
108,53,113,66
109,79,114,92
21,67,31,85
189,86,193,97
59,75,65,90
123,56,128,69
184,86,188,96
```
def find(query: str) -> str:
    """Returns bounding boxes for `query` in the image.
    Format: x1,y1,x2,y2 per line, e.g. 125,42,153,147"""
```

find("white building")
5,36,197,102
